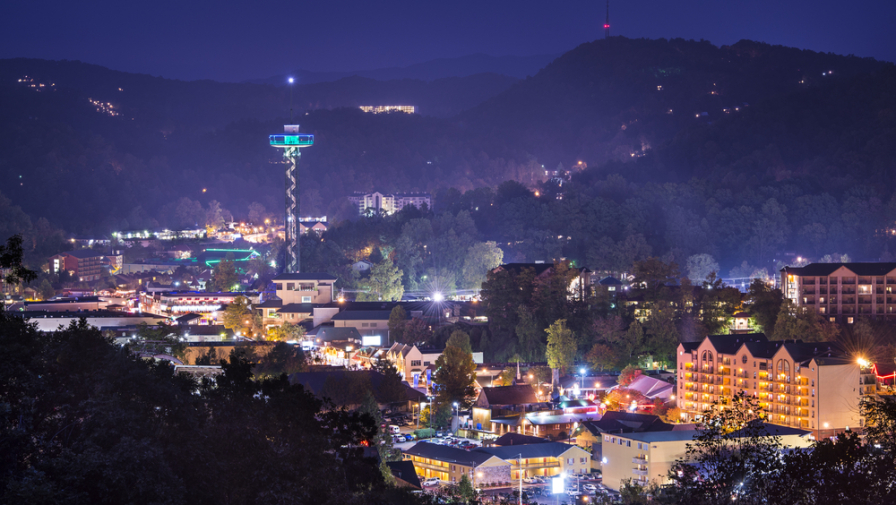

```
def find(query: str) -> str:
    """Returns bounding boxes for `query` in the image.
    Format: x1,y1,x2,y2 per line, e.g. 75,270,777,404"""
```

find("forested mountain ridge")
1,38,895,273
463,37,890,170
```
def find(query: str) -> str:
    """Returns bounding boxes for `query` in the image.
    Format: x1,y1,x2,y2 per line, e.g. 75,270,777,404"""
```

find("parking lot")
421,473,619,504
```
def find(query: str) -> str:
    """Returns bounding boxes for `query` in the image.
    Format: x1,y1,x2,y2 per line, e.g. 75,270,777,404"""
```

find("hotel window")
580,457,587,463
302,296,311,303
742,355,747,364
626,441,631,447
567,458,574,465
410,360,421,367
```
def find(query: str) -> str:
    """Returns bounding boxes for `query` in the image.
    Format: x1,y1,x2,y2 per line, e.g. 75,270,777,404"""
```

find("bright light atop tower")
288,77,294,84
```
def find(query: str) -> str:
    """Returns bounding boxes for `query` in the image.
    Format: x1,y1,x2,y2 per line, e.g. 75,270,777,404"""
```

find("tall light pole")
428,395,434,436
453,402,459,434
579,367,586,396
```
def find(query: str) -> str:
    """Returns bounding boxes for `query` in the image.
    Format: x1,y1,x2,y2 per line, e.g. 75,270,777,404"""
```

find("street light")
579,367,587,395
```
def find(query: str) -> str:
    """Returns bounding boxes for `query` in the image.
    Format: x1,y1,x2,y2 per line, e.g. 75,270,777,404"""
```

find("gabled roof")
598,276,623,285
273,273,338,281
781,262,896,277
256,299,283,308
475,442,586,460
478,385,539,406
626,375,674,400
680,342,701,353
404,442,500,467
704,333,768,355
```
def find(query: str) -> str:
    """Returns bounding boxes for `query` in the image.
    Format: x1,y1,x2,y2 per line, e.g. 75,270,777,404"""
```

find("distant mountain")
249,53,559,85
462,37,891,170
2,38,895,245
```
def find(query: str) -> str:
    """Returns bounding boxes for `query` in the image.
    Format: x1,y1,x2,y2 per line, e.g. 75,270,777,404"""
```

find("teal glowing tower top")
270,125,314,273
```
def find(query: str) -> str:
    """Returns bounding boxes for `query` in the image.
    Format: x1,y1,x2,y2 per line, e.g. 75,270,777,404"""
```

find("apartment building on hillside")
348,191,431,216
677,333,876,439
780,262,896,323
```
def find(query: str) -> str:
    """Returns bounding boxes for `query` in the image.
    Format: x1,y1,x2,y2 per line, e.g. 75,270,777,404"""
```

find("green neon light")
270,134,314,146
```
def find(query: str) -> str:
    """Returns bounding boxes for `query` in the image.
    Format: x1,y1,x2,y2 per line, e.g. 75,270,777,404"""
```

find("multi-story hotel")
780,262,896,323
677,333,876,439
348,191,432,216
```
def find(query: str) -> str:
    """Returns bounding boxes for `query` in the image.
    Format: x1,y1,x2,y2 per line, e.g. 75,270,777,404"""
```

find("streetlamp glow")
288,77,294,84
433,292,444,302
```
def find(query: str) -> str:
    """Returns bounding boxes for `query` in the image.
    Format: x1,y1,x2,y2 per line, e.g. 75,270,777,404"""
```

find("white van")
389,425,401,435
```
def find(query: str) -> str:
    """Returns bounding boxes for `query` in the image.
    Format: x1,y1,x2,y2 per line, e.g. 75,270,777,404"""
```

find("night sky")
2,0,895,82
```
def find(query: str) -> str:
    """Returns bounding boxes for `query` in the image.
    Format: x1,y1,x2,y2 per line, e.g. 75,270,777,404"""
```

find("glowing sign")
362,335,382,347
269,134,314,147
552,475,565,494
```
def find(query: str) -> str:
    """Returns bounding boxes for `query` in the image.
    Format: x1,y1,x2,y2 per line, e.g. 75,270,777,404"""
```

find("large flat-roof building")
780,262,896,323
601,424,813,491
49,250,121,281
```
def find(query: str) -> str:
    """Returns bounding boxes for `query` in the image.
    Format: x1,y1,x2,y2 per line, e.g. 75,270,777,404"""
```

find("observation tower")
269,125,314,273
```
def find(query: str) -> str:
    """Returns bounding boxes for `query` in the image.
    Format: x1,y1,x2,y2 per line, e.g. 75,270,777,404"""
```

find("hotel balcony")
632,469,648,477
632,457,648,465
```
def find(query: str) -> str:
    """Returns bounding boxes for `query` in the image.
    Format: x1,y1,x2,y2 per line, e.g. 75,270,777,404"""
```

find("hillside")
2,37,896,272
464,37,890,169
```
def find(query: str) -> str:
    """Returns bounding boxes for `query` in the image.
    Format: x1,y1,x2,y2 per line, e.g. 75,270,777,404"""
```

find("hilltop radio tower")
269,122,314,273
604,0,610,38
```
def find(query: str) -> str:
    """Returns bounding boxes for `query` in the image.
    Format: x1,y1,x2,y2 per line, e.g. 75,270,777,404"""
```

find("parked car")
523,477,539,484
423,477,441,486
404,434,416,442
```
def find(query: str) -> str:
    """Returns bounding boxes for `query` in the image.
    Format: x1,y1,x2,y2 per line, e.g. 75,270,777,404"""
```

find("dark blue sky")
2,0,894,82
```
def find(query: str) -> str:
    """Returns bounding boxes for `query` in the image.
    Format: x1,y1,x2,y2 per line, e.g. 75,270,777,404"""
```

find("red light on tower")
604,24,609,28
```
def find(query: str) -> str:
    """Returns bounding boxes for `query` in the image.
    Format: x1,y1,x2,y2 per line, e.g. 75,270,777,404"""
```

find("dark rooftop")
475,441,586,460
478,385,539,406
404,442,499,467
386,461,422,489
782,262,896,277
705,333,768,355
492,433,551,446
